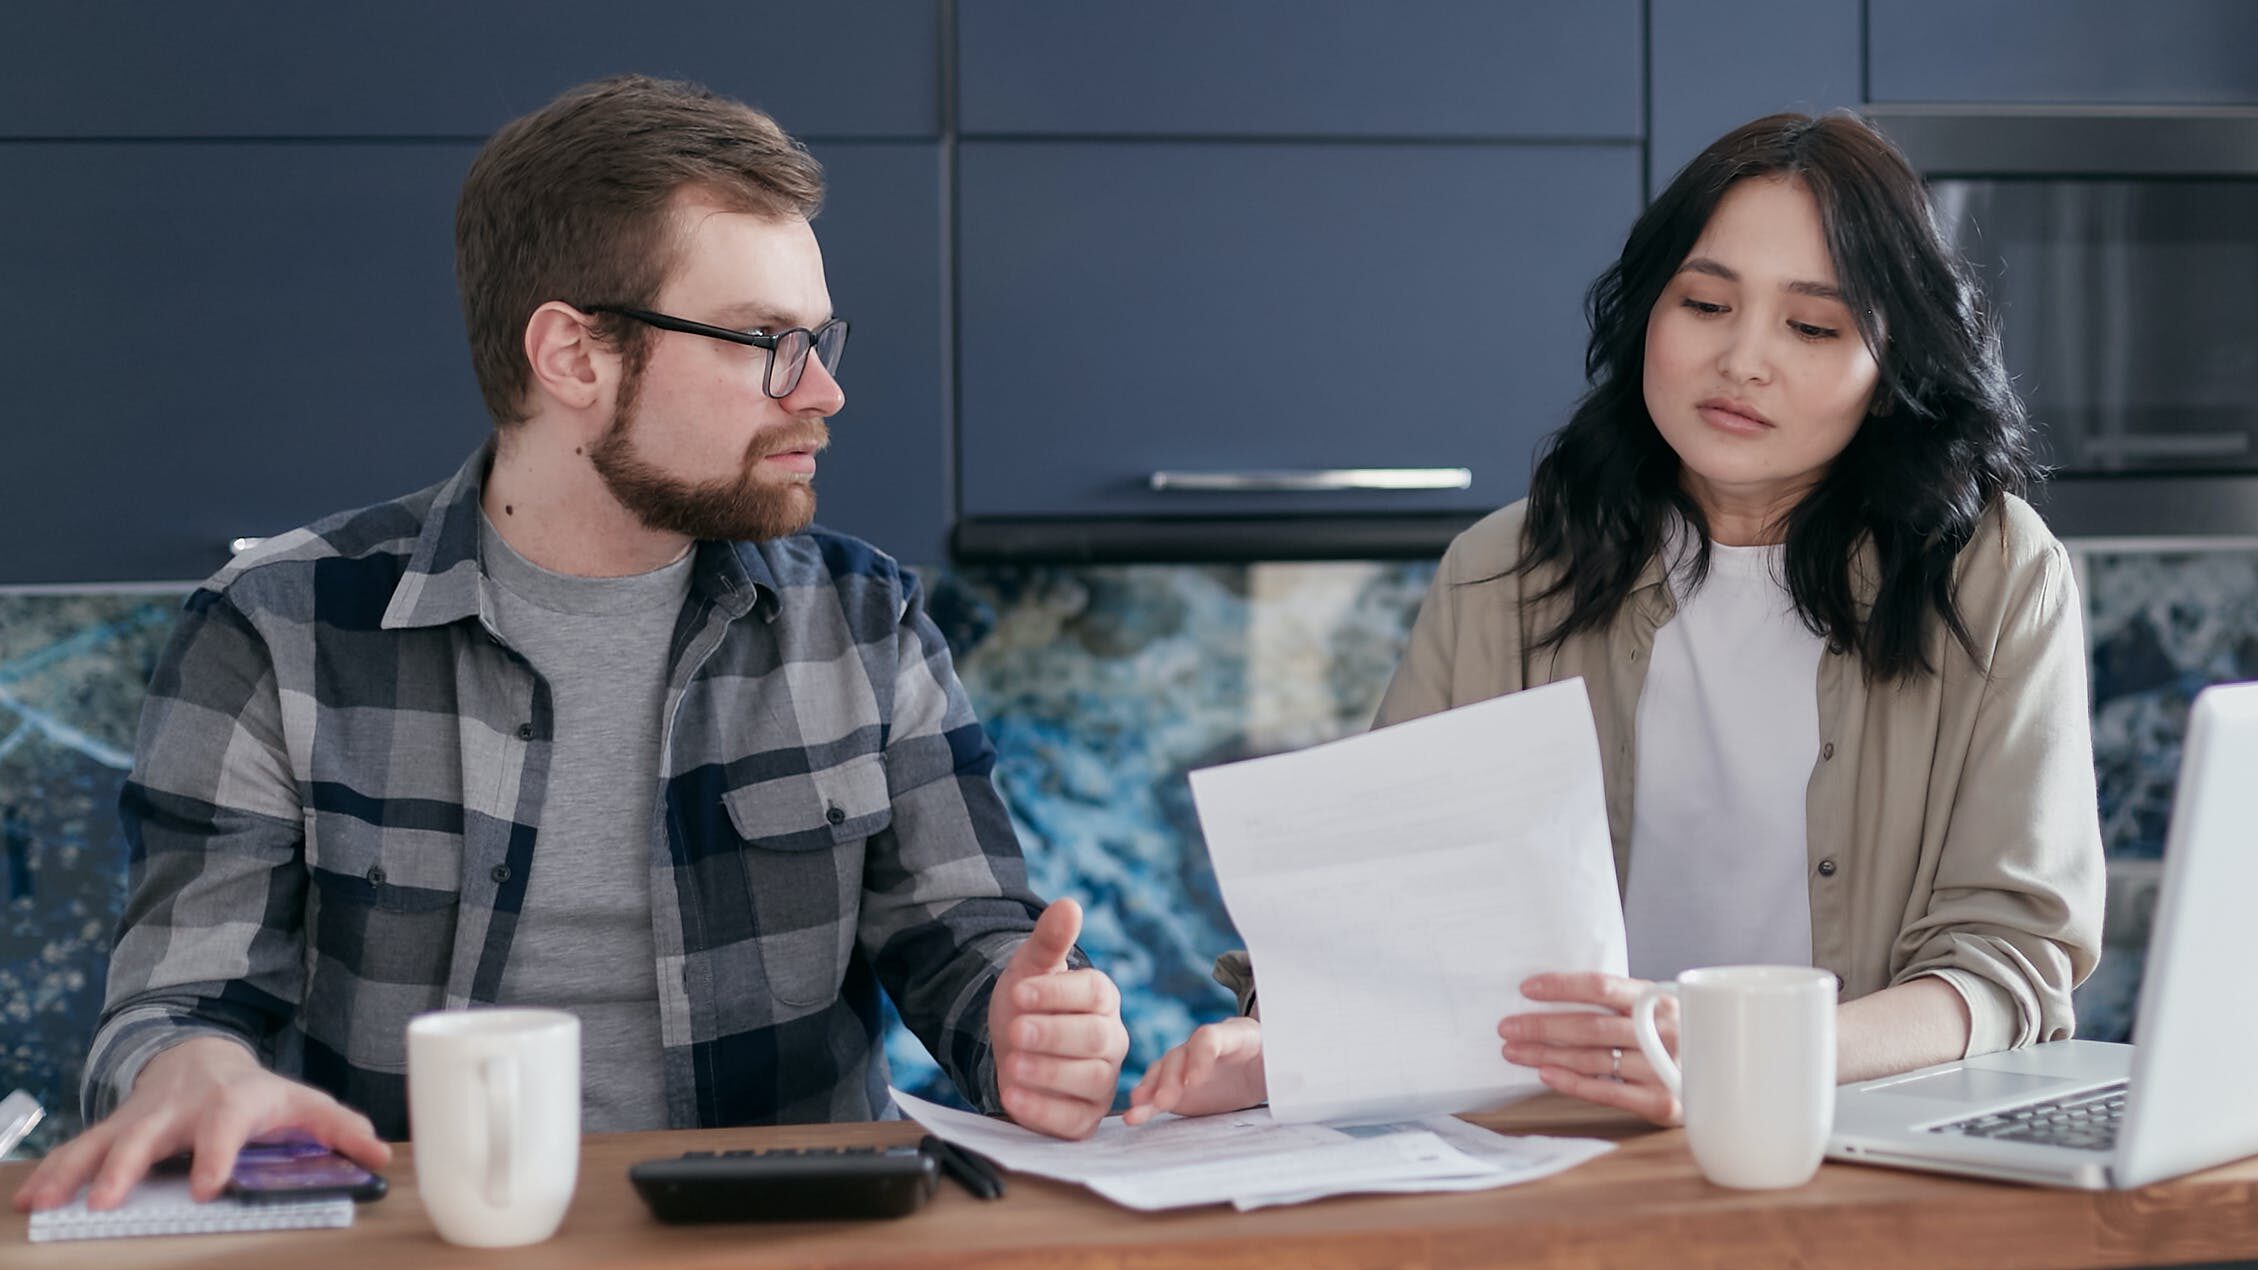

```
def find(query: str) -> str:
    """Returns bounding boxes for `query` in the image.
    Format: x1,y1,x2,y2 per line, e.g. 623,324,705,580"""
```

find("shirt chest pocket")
301,806,464,992
303,807,465,910
720,753,892,1006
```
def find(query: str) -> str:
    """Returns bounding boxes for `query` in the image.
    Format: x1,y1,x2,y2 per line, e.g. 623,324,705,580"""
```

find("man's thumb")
1011,897,1082,976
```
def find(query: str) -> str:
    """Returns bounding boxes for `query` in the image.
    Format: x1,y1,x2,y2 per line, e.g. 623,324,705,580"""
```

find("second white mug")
1632,964,1836,1190
406,1007,581,1247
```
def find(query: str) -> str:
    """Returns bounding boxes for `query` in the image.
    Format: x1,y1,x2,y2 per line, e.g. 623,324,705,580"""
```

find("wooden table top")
8,1095,2258,1269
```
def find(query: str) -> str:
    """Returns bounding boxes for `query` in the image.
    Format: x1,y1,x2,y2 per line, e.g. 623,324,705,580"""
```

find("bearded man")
17,74,1127,1214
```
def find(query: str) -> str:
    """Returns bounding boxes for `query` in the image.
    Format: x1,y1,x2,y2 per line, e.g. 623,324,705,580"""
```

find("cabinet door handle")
2077,434,2251,460
1147,468,1472,493
228,536,268,555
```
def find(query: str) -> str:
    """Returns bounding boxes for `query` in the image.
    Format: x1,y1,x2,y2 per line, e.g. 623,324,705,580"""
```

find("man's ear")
523,301,611,412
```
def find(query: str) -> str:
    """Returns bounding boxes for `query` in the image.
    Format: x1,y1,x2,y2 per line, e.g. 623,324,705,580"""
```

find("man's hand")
1123,1016,1267,1125
988,898,1129,1139
10,1036,392,1212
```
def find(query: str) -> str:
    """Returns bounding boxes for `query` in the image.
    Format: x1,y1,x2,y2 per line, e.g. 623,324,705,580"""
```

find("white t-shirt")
1623,536,1824,981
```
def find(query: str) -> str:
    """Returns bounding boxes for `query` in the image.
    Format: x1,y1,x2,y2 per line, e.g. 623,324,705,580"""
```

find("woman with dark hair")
1127,111,2105,1127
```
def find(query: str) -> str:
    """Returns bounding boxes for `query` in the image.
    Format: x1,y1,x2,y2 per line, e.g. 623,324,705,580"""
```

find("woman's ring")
1609,1047,1624,1081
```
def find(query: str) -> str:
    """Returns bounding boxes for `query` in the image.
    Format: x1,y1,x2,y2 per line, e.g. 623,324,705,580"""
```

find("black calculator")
628,1143,938,1223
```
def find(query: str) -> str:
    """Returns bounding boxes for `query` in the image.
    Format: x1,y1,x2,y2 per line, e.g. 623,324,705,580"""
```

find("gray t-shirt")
480,514,692,1132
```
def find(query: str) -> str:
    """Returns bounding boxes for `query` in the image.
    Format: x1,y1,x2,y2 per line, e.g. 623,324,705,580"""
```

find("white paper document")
1228,1115,1617,1211
1188,678,1628,1124
891,1088,1350,1185
889,1088,1613,1211
1085,1132,1494,1211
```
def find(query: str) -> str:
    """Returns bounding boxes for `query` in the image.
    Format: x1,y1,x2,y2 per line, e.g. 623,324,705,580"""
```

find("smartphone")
226,1138,389,1203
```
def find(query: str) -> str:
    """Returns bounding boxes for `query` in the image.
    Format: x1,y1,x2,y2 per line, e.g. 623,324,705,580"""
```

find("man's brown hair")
455,74,825,425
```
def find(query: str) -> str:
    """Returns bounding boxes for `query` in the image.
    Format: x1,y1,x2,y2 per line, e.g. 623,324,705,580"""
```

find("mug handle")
480,1054,519,1209
1632,983,1682,1099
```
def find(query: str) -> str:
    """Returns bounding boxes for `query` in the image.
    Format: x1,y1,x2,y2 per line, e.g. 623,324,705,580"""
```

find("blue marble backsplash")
3,544,2250,1149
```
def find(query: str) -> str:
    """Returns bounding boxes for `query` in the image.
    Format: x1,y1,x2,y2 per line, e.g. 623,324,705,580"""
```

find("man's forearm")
1835,976,1974,1084
82,1004,263,1122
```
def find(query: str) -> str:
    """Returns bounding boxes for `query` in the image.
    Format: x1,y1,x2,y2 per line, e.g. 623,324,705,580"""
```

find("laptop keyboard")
1930,1082,2128,1152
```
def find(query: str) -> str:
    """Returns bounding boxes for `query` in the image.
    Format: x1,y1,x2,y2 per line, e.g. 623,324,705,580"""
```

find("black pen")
922,1135,1006,1200
923,1136,994,1199
950,1141,1007,1199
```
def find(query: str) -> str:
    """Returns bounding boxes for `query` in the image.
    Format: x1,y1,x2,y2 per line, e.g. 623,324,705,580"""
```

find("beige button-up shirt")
1222,494,2104,1057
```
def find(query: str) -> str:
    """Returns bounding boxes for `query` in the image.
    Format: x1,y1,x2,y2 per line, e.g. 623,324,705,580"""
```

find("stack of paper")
891,1089,1612,1211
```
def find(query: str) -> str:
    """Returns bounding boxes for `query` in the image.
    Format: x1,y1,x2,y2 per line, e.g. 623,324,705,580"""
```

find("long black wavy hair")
1515,111,2041,681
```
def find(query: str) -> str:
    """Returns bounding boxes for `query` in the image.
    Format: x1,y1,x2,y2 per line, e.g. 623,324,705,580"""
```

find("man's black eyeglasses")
586,306,849,399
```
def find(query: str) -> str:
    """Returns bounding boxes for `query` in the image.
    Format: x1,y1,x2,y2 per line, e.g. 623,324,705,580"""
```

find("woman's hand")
1122,1017,1267,1126
1498,972,1683,1125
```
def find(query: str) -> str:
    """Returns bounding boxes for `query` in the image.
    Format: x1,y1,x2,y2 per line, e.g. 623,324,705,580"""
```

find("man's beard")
587,372,827,543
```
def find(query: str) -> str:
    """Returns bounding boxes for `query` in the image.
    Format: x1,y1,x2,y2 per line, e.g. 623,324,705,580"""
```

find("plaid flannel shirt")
88,446,1054,1138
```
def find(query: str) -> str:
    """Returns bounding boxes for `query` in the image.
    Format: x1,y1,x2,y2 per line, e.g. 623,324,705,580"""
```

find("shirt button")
1821,741,1836,761
491,864,512,883
366,865,386,886
1817,858,1838,877
825,805,846,826
516,722,534,741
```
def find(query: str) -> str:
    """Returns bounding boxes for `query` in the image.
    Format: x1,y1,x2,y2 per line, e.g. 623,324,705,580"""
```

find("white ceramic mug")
406,1007,581,1247
1632,965,1836,1189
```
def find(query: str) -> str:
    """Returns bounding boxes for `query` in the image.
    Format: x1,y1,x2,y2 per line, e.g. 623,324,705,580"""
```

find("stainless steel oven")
1864,105,2258,537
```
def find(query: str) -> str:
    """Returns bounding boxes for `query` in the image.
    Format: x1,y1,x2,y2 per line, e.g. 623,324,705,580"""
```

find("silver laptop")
1827,680,2258,1189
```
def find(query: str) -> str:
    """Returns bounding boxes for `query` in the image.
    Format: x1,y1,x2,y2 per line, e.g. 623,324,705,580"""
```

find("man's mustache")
751,422,830,460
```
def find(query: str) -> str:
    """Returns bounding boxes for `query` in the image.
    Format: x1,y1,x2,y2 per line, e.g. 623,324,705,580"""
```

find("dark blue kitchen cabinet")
2,143,482,586
1868,0,2258,105
798,144,949,565
958,0,1642,140
0,139,944,585
22,3,2257,580
954,141,1642,526
0,2,949,585
1648,0,1862,192
0,1,940,139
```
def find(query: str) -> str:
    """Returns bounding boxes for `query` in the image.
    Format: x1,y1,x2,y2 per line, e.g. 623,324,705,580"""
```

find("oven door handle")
1147,467,1473,493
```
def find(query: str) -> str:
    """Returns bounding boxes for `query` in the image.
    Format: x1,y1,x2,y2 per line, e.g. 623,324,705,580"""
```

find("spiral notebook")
27,1176,354,1243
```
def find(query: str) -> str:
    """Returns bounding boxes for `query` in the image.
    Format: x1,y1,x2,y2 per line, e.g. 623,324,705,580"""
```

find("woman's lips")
1696,399,1773,436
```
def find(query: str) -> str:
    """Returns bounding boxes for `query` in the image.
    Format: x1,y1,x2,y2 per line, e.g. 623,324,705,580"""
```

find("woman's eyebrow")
1679,257,1844,302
